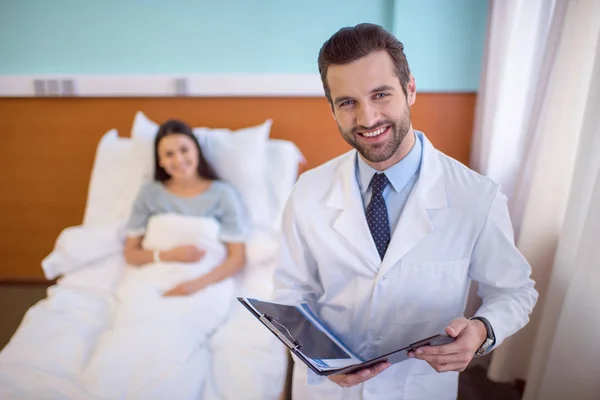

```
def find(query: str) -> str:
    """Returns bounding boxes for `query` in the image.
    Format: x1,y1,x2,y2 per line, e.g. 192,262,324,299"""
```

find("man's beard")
339,114,411,163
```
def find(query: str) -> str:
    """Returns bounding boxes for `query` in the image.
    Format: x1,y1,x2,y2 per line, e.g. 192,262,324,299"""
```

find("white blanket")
0,214,237,400
82,214,235,399
0,214,288,400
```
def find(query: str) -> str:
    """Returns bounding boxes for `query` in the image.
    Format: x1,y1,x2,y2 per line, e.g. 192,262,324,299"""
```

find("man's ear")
406,74,417,106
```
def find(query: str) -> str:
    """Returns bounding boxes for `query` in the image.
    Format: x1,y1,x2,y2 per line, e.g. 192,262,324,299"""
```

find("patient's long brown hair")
153,119,219,182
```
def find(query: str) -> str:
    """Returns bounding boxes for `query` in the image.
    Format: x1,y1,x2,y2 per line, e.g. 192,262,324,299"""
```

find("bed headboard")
0,94,476,280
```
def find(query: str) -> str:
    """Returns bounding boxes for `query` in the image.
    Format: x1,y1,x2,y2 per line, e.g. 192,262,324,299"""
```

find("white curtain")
523,12,600,397
470,0,600,398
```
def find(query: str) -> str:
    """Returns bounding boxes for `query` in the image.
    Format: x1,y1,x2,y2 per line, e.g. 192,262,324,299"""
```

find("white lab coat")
272,133,538,400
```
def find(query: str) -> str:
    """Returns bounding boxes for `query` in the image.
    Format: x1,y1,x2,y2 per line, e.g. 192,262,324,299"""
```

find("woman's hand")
163,276,208,297
161,245,205,263
163,242,245,297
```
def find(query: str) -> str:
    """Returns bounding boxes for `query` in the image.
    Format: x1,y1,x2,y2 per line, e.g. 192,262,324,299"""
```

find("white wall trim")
0,74,326,97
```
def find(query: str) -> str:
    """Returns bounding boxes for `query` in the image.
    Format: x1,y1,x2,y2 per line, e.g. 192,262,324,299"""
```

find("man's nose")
356,103,380,129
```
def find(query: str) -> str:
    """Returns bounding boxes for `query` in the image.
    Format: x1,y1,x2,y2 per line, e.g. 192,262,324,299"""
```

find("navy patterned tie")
366,173,391,260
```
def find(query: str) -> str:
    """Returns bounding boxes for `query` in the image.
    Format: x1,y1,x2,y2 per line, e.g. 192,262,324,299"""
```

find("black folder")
238,297,454,376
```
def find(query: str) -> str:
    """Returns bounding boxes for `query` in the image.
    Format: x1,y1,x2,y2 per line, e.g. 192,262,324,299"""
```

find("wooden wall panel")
0,94,476,280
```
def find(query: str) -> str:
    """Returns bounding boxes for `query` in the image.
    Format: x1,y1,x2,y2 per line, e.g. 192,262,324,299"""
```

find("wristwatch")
471,316,496,357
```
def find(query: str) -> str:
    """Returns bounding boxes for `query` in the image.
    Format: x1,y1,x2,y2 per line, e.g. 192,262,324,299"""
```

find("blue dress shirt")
355,131,423,235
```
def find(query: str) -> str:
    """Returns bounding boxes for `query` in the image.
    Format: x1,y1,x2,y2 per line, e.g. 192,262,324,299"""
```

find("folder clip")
259,313,301,350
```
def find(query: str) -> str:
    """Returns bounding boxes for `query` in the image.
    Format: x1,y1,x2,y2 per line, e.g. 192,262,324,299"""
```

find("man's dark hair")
318,23,411,104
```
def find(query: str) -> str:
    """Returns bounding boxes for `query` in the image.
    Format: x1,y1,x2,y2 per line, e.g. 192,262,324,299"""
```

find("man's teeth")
362,126,387,137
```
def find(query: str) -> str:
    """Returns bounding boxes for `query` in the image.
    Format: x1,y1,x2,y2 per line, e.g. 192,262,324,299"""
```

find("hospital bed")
0,111,304,400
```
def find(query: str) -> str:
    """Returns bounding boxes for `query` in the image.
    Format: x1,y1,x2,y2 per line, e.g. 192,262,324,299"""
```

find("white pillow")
83,129,142,226
265,139,306,233
82,116,302,238
129,111,274,232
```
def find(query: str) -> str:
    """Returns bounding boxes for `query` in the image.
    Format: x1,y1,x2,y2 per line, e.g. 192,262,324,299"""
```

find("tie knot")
371,173,389,196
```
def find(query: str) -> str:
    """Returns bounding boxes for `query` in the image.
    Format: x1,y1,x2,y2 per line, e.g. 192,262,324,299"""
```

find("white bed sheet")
0,236,288,400
0,257,121,400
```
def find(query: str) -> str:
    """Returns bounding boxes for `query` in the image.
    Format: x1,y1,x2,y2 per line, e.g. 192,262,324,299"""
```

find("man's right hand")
162,245,205,263
327,361,391,388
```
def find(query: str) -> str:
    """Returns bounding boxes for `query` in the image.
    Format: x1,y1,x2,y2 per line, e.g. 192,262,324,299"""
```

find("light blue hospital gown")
125,180,251,243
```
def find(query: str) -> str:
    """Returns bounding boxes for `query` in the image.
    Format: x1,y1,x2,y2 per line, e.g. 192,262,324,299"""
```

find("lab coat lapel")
379,135,448,276
326,151,380,272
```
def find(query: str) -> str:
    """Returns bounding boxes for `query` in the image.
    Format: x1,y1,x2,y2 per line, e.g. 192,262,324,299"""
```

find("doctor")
272,23,538,400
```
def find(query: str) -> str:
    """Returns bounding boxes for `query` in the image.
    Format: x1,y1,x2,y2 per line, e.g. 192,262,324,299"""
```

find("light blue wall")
0,0,488,91
393,0,489,92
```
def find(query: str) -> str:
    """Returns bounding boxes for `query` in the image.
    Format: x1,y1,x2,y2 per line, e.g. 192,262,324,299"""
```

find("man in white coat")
272,23,538,399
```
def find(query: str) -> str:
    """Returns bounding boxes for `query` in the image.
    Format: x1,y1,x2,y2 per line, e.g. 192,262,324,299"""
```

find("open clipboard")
238,297,454,376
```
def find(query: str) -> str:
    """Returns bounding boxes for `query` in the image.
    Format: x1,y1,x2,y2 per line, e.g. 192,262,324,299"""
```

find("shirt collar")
356,130,423,194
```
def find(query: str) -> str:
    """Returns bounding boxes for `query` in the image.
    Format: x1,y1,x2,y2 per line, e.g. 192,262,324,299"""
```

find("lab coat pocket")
396,259,469,324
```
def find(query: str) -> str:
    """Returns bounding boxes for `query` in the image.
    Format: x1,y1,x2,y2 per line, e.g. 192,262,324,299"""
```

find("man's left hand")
407,317,487,373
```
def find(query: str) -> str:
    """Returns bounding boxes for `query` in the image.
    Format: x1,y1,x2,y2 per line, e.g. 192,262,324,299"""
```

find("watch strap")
471,316,496,356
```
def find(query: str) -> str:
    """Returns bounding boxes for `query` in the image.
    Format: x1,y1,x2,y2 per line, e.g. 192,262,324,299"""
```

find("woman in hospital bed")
82,119,251,399
123,118,249,295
